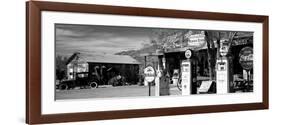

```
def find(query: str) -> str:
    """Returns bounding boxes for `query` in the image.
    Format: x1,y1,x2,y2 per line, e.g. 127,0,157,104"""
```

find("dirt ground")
55,85,181,100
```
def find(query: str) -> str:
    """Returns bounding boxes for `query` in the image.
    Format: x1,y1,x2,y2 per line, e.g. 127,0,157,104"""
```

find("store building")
66,52,140,85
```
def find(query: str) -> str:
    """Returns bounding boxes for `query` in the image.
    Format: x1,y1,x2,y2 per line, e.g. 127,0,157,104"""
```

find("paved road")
55,85,181,100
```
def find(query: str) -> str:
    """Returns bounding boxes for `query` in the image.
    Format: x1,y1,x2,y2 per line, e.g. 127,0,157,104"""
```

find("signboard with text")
216,59,230,94
188,33,206,47
198,81,213,93
144,66,156,82
185,49,192,59
239,47,253,70
163,31,206,49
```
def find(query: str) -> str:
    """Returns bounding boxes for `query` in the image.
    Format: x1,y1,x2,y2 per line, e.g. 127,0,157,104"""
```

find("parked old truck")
57,71,128,90
57,72,99,90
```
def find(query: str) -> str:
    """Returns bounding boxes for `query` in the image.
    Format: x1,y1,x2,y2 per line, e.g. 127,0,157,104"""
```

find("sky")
55,24,253,57
55,24,156,57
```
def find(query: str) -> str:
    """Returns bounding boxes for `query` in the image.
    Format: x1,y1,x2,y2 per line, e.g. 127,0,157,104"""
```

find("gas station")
142,31,253,96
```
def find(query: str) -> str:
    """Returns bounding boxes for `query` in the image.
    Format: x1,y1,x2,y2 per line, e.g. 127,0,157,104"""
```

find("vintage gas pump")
181,49,197,95
216,42,233,94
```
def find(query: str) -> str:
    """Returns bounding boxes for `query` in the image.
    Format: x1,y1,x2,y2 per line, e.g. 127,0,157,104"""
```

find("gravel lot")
55,85,181,100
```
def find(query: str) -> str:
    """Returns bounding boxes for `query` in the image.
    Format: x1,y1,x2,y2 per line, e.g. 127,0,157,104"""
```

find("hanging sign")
220,41,230,57
144,66,156,82
239,47,253,70
163,31,206,49
188,33,206,47
185,49,192,59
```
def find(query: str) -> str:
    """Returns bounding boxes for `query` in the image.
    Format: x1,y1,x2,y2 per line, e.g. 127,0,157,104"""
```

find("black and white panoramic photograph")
55,24,254,100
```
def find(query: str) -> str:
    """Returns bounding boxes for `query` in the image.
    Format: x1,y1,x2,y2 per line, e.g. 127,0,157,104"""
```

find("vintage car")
108,75,127,86
57,72,98,90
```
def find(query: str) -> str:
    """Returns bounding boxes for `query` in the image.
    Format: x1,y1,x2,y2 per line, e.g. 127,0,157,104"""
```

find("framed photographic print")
26,1,269,124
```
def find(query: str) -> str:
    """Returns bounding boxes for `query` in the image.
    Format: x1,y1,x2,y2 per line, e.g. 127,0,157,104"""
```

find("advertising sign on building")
239,47,253,70
188,33,206,47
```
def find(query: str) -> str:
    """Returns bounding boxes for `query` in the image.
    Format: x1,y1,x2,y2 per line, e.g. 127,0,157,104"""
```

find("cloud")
55,24,153,56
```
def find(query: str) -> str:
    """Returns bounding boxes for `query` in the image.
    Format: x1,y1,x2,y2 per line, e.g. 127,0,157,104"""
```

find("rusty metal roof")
67,53,140,65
